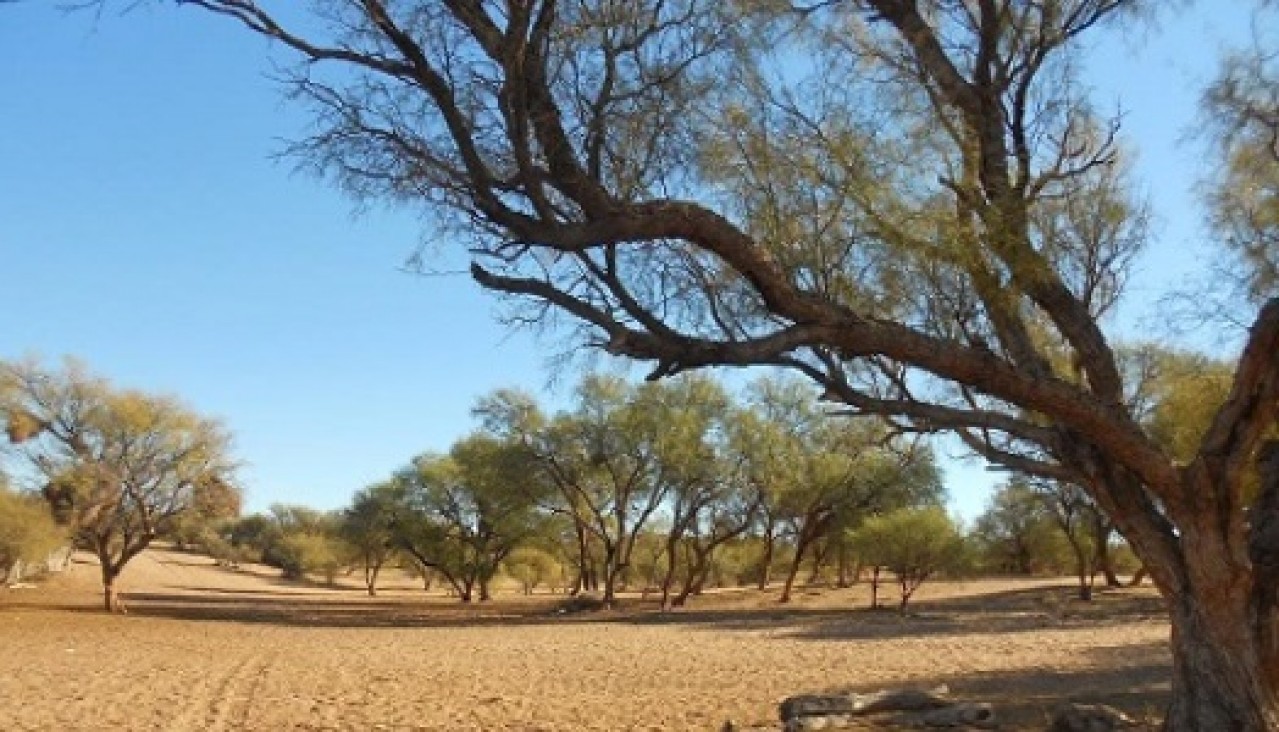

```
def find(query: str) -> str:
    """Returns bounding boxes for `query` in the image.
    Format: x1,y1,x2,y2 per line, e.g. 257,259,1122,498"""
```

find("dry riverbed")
0,549,1170,730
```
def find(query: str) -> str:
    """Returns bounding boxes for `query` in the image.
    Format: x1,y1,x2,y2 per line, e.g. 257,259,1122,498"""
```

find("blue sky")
0,3,1253,519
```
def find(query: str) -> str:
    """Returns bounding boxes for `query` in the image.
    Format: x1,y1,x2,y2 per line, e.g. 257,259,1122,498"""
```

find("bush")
276,531,345,584
0,488,65,581
504,546,560,594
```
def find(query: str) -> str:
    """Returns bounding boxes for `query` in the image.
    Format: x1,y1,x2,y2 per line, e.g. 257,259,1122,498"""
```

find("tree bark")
1162,594,1279,730
870,565,881,609
100,566,123,613
1129,566,1147,587
1091,512,1123,588
757,518,776,590
837,545,854,588
1154,444,1279,730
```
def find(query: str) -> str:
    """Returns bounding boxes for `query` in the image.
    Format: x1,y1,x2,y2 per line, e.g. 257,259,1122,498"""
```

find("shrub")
0,488,65,582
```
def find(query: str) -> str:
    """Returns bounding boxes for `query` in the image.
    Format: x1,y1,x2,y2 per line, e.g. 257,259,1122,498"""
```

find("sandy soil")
0,548,1171,731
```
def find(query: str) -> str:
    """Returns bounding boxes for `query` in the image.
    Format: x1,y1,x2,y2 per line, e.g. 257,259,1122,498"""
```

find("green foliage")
0,487,65,573
1204,17,1279,303
392,434,545,601
1136,348,1236,463
502,546,561,595
972,481,1073,575
850,507,969,610
276,530,347,584
340,481,403,593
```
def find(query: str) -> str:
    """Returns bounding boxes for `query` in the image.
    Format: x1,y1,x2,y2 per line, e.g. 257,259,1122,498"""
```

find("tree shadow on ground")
72,590,579,628
627,585,1168,642
61,583,1168,643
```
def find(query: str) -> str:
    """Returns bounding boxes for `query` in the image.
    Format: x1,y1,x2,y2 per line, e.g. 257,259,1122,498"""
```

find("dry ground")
0,548,1171,731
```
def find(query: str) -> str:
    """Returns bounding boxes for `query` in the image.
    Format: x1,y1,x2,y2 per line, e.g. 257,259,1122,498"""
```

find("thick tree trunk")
1161,594,1279,730
1154,445,1279,730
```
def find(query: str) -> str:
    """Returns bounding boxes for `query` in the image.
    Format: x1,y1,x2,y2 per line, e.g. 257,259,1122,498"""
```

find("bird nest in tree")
6,410,45,444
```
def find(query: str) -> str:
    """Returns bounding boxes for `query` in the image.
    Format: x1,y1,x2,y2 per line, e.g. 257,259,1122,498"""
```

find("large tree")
1,359,238,611
130,1,1277,727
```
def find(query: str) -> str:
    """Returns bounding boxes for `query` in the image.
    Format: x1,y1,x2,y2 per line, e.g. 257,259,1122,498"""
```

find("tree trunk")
659,535,680,611
806,539,829,586
1129,566,1147,587
779,550,803,604
870,565,881,609
101,565,124,613
600,545,620,609
1160,593,1279,730
837,545,854,588
1091,514,1123,588
780,514,827,603
757,518,775,590
1066,535,1094,601
673,547,711,608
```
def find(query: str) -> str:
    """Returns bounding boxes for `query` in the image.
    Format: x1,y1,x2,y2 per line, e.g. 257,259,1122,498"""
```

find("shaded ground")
0,548,1169,730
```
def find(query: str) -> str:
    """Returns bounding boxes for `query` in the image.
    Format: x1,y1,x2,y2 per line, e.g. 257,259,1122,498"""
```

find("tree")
276,528,346,585
129,1,1279,726
972,480,1070,576
1204,8,1279,305
479,376,691,607
341,481,401,596
395,434,543,602
162,469,243,552
1,359,238,611
1037,478,1106,601
737,377,942,603
642,375,761,609
851,507,969,611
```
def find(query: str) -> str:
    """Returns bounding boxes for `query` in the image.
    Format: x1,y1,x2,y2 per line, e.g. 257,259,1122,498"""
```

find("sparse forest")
3,0,1277,728
111,1,1275,726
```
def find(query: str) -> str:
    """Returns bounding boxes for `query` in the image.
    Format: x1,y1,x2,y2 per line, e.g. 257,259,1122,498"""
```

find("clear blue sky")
0,3,1252,519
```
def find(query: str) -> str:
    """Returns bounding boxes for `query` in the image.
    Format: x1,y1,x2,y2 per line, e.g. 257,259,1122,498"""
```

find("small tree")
341,482,401,596
852,507,968,611
972,480,1072,575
